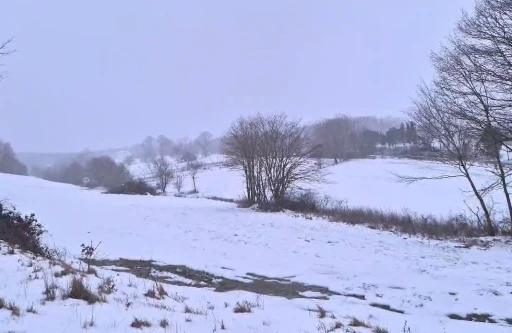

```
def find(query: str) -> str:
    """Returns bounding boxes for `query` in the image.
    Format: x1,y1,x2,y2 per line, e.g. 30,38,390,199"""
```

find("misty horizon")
1,0,472,153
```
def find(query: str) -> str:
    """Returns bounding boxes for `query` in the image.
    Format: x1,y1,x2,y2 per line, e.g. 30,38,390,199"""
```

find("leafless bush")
223,113,322,210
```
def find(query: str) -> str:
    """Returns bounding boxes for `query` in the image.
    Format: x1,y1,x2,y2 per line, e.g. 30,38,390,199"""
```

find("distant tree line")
310,115,419,164
34,155,131,190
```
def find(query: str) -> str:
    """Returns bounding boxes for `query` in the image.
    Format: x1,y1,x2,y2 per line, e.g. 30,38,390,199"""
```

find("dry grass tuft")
159,318,169,328
349,317,370,328
233,301,253,313
183,304,206,315
98,277,116,295
316,304,327,318
6,301,20,317
66,276,103,304
26,305,38,314
131,318,152,329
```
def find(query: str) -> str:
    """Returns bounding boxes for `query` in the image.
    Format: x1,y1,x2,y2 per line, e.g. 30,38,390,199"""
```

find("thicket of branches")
223,113,321,210
403,0,512,235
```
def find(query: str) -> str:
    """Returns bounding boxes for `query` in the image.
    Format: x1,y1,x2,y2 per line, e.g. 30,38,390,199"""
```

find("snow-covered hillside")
0,172,511,332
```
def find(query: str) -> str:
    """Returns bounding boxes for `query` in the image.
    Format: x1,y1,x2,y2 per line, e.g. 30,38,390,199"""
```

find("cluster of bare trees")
223,113,321,209
405,0,512,235
151,156,202,194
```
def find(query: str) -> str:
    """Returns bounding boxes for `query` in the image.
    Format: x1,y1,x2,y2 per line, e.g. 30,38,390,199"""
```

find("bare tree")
457,0,512,139
175,137,197,162
141,136,156,162
0,37,14,82
156,135,175,157
426,26,512,228
223,116,260,204
400,82,495,235
223,113,321,209
187,161,202,193
195,131,213,157
453,0,512,228
152,157,174,193
258,113,321,205
172,172,184,194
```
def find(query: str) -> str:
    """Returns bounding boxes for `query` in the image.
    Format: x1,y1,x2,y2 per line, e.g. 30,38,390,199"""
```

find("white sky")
0,0,473,152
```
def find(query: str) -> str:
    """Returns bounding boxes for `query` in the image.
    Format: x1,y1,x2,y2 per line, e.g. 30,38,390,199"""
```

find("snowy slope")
1,173,511,332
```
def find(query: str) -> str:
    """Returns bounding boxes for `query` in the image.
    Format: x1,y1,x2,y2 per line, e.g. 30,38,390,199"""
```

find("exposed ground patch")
447,313,498,324
90,258,344,300
369,302,405,314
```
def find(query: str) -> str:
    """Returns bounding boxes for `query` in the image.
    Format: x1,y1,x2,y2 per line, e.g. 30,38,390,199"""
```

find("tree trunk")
463,164,495,236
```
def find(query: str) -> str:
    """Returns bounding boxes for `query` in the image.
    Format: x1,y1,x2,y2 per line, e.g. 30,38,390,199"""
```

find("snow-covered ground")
1,171,511,332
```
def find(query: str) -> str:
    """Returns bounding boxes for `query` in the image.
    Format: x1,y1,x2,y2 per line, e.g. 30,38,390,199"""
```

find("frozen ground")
1,172,511,332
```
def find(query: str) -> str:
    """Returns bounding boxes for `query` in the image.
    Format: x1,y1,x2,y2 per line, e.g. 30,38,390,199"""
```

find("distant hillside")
18,147,129,169
17,152,79,169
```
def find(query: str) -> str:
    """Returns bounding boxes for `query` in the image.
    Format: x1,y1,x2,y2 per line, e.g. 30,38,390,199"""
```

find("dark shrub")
279,190,320,213
85,156,131,188
0,203,49,256
0,141,27,176
41,162,85,186
106,179,157,196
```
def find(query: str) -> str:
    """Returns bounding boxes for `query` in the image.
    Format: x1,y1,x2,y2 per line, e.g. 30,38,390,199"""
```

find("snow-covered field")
129,155,506,217
1,163,512,332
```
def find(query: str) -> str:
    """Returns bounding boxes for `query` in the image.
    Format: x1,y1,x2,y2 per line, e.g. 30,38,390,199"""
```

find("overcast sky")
0,0,473,153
